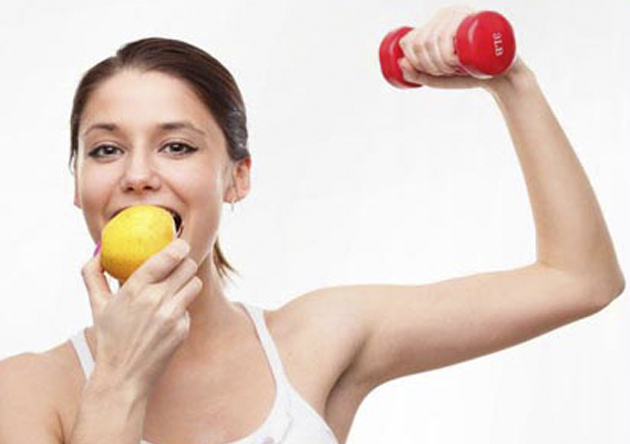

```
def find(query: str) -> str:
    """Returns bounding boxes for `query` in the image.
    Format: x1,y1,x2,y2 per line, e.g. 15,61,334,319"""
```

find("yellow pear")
101,205,177,283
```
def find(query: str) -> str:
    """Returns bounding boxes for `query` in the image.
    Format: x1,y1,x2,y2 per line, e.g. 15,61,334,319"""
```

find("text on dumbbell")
492,32,504,57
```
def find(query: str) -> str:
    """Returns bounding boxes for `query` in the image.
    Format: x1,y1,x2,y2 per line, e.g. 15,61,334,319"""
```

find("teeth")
169,210,183,236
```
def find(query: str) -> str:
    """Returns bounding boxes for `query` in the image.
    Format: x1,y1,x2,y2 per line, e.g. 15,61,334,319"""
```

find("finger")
166,277,203,320
418,17,452,76
81,249,113,315
179,310,191,339
161,257,199,298
440,12,468,74
404,27,442,76
448,7,478,73
404,6,456,76
424,33,452,75
400,65,439,87
122,239,192,295
399,58,423,85
399,59,482,89
175,310,192,342
399,29,424,73
419,6,477,77
430,24,459,75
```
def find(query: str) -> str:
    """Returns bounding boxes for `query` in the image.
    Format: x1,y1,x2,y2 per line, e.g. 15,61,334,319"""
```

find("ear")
226,157,252,204
73,170,82,210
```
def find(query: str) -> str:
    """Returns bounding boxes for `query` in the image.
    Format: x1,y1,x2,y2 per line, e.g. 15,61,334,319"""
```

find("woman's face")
74,69,248,264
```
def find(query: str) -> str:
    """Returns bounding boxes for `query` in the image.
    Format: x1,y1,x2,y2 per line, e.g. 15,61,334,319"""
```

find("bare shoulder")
271,287,376,441
0,349,67,401
272,287,373,393
0,349,71,443
275,286,363,325
274,287,370,360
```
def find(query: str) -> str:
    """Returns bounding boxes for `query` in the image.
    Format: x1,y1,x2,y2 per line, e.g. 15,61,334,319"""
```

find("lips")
109,205,184,237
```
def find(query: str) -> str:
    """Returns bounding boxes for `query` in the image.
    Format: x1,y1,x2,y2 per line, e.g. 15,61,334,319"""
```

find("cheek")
189,180,223,217
80,171,113,208
184,163,225,207
184,168,226,245
77,169,117,237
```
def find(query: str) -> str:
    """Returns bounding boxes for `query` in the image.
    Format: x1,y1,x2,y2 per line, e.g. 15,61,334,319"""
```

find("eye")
88,144,121,158
87,142,198,158
162,142,198,155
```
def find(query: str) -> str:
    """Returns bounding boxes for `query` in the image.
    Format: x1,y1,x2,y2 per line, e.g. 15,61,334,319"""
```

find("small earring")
231,186,237,213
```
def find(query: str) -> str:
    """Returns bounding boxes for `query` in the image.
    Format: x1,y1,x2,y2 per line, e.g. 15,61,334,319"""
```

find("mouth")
110,205,184,238
170,210,184,238
158,207,184,238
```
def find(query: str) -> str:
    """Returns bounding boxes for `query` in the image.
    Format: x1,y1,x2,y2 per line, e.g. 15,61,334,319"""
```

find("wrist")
87,366,149,405
483,57,538,100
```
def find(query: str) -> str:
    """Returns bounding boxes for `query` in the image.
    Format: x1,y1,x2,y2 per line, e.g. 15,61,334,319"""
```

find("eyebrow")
81,121,207,138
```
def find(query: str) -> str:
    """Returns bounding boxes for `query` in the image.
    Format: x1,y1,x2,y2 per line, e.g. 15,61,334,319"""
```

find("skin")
61,6,622,444
397,5,524,92
69,7,528,381
0,6,621,444
73,68,253,366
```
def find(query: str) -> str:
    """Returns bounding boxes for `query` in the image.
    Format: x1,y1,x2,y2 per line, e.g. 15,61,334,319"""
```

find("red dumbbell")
379,11,516,88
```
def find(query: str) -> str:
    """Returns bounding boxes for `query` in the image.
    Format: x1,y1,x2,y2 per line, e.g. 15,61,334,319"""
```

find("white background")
1,1,628,443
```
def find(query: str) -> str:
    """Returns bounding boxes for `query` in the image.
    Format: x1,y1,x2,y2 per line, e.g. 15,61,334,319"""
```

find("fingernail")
173,239,190,258
93,241,101,257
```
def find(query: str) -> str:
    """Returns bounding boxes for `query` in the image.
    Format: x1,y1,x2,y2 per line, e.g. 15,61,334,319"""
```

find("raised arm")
485,60,624,290
399,44,624,292
283,6,624,393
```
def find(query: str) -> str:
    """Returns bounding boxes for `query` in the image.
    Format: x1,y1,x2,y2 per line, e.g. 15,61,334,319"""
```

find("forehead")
81,69,224,144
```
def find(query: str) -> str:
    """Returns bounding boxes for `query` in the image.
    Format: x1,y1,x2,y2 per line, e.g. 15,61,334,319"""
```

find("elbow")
605,269,625,300
615,274,626,297
585,272,625,311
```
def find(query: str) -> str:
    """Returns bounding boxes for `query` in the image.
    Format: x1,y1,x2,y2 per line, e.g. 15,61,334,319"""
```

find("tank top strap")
237,302,292,392
70,328,95,378
68,306,286,385
237,302,295,443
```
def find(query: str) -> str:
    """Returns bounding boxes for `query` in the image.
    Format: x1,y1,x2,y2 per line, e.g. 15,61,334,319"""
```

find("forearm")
67,370,149,444
486,61,624,294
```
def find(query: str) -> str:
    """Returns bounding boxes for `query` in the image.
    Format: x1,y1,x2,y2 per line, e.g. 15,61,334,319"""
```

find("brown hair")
68,37,250,285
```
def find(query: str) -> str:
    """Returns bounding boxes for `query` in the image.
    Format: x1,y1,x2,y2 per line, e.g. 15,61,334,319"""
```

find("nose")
120,148,161,194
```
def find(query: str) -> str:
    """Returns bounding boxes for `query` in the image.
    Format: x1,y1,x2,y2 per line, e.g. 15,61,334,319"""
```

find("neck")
168,253,244,365
104,252,244,367
85,253,246,383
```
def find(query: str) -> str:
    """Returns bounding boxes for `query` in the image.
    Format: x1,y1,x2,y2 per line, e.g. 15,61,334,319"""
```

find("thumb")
81,243,112,315
399,58,483,90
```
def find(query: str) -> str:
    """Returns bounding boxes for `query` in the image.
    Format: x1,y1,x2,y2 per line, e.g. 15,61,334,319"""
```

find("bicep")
325,264,606,390
0,353,64,444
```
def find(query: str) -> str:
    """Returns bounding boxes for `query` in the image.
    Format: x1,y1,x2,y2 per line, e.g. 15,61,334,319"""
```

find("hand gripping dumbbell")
379,11,517,88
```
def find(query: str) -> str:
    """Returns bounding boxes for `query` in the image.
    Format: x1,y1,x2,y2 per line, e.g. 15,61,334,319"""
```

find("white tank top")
69,301,340,444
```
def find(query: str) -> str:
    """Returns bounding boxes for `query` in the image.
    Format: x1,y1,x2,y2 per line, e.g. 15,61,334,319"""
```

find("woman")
0,5,624,444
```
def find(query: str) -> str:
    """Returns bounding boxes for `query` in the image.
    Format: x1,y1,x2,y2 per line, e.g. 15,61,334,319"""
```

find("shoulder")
270,287,379,427
2,338,86,407
271,287,372,385
0,349,70,442
0,338,83,397
0,349,64,394
274,286,370,338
